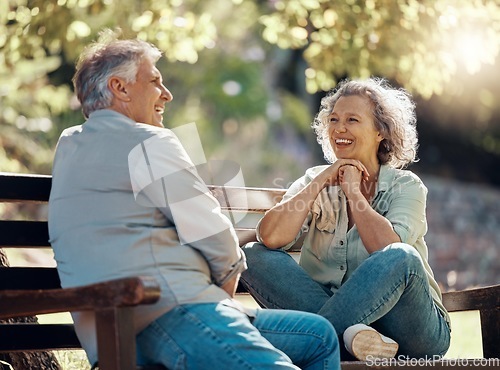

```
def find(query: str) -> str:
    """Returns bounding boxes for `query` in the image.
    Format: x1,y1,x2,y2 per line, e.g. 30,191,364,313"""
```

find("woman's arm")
258,179,323,248
340,165,400,253
260,159,368,249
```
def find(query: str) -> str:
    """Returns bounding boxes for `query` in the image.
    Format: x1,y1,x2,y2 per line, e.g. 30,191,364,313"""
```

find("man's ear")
108,77,130,102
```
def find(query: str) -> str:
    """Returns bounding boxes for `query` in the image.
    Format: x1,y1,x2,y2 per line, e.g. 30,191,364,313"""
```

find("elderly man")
48,29,340,369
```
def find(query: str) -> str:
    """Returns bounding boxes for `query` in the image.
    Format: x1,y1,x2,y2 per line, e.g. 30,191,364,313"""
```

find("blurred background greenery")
2,0,500,187
1,1,499,367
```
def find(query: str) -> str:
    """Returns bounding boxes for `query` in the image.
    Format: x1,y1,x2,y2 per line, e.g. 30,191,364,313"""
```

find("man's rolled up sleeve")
215,249,247,287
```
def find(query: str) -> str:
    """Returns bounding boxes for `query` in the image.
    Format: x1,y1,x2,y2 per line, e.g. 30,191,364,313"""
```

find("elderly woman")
241,78,451,361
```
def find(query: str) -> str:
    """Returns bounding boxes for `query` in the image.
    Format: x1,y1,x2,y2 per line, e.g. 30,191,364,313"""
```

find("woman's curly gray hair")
312,77,419,169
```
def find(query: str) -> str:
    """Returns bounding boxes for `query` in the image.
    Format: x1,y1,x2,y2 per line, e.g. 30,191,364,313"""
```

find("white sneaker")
343,324,398,361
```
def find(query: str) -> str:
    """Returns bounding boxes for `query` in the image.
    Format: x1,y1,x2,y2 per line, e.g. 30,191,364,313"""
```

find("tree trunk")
0,249,62,370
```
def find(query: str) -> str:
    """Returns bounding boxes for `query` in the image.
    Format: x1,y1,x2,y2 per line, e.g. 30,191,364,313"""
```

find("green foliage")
260,0,500,97
1,0,499,185
0,0,235,173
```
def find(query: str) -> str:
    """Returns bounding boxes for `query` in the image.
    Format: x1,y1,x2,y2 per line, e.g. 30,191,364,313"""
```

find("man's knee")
298,313,340,364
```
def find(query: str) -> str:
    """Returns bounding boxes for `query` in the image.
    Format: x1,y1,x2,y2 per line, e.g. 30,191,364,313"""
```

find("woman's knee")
381,242,425,272
242,242,289,264
241,241,267,259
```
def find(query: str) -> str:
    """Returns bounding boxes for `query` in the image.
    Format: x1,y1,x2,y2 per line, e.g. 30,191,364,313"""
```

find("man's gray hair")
72,29,162,118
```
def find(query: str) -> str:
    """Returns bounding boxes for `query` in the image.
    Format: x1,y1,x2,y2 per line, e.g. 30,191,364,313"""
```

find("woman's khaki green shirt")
257,164,450,325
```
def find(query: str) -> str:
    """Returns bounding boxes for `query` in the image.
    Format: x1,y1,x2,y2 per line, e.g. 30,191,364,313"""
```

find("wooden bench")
0,172,498,370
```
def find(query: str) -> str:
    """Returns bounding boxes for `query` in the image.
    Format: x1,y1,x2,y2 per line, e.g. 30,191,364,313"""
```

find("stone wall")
422,175,500,291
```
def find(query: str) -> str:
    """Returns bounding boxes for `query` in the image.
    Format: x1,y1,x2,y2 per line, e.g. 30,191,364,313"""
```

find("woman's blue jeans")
136,300,340,369
240,242,451,359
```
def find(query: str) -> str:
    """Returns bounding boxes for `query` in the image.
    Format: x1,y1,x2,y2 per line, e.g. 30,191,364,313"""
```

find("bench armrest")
442,284,499,359
442,284,500,312
0,276,161,319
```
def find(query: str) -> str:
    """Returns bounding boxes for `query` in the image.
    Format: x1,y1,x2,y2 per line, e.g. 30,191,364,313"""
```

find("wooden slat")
96,307,136,370
442,285,500,359
0,323,80,351
0,276,161,319
0,172,51,202
441,284,500,312
221,210,264,228
0,221,50,247
0,216,263,248
0,267,61,290
0,223,258,249
480,309,499,359
0,174,287,211
209,185,285,211
0,174,288,211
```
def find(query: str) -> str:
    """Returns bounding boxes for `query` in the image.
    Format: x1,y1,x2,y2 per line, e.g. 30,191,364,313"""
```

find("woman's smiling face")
328,94,383,166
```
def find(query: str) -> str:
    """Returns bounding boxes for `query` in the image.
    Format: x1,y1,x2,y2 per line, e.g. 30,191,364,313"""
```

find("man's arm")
220,273,241,298
129,130,246,287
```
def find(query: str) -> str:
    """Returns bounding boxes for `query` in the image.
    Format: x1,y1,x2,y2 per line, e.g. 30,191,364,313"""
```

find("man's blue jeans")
136,301,341,369
240,242,451,359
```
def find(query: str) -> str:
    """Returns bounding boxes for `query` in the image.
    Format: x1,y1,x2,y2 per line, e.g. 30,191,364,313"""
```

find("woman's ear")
108,76,130,102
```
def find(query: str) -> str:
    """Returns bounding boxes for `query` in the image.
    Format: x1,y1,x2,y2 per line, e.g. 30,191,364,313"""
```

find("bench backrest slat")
208,185,286,210
0,221,50,247
0,323,80,351
0,172,51,202
0,267,61,290
442,284,500,312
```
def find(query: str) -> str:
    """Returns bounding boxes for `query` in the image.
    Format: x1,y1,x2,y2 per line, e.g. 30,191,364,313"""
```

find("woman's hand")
337,165,401,253
338,164,364,198
258,159,368,249
318,159,368,189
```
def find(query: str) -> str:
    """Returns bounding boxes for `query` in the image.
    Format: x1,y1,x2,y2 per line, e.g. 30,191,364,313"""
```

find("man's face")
124,58,173,127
